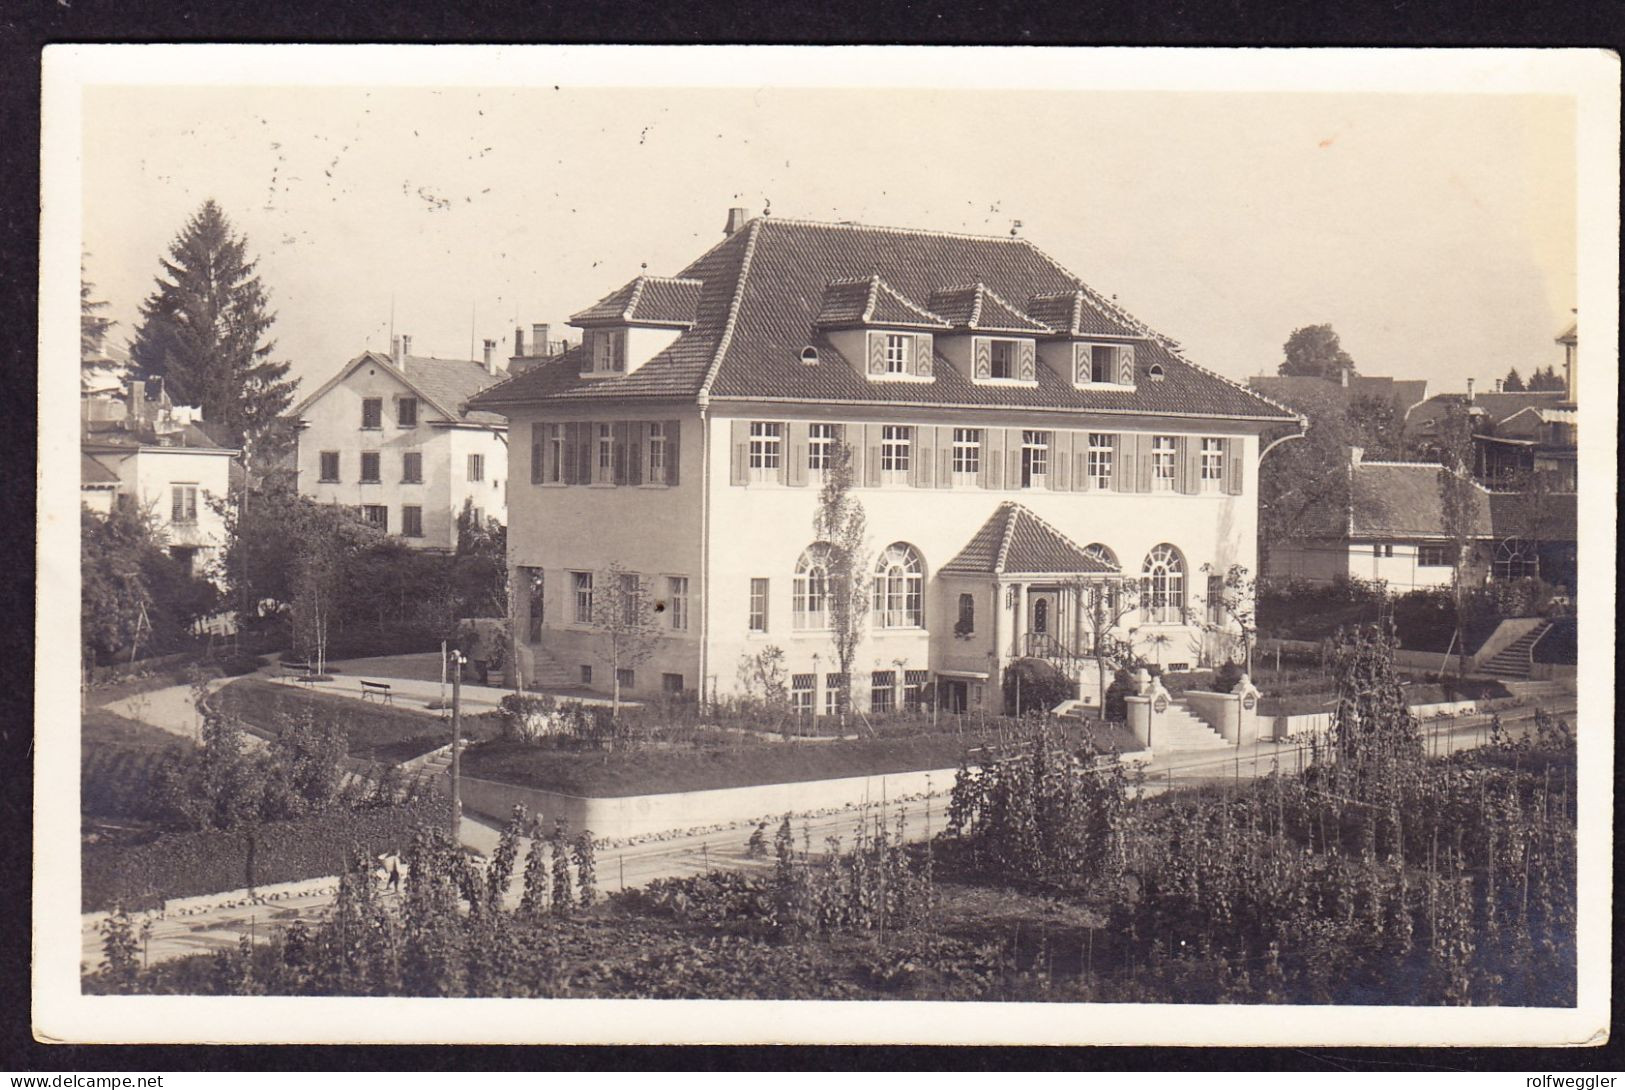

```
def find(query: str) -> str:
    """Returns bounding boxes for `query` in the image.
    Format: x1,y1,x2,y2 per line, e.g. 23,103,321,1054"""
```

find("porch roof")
940,501,1120,577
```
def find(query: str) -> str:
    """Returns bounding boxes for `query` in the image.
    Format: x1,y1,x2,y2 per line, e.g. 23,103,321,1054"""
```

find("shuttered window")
880,426,911,481
1087,434,1114,490
572,571,594,623
402,452,423,483
171,484,198,524
1151,436,1177,491
361,398,382,429
1020,431,1049,488
360,452,381,483
401,506,423,538
748,422,782,482
952,428,981,482
1200,438,1225,492
318,451,340,482
808,423,836,472
467,453,485,482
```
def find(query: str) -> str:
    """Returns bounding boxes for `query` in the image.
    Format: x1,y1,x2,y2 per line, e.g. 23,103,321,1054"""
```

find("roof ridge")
873,278,952,326
975,282,1054,334
697,219,763,404
861,274,881,324
992,501,1020,574
759,216,1039,245
622,275,648,322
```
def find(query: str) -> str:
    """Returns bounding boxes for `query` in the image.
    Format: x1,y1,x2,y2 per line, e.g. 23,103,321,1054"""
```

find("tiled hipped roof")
941,501,1120,576
472,218,1295,420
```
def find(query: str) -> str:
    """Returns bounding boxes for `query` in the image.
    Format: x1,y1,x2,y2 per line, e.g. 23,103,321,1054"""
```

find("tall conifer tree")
129,200,297,447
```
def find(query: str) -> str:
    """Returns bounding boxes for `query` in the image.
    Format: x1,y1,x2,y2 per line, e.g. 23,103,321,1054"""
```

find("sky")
80,82,1577,400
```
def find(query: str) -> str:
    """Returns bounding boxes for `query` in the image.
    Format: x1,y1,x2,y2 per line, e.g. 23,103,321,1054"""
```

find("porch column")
1011,582,1026,657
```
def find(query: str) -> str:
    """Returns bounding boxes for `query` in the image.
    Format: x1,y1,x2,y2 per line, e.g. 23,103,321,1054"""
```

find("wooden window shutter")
914,334,934,377
627,424,643,486
1173,436,1190,494
1114,433,1134,493
664,419,681,485
913,426,934,487
937,426,953,489
1119,345,1136,385
984,427,1003,488
1073,449,1089,492
973,337,992,379
1073,344,1088,385
1184,436,1203,494
612,422,629,485
562,423,577,485
1017,341,1036,382
581,423,596,484
866,332,887,375
1006,428,1023,488
1224,436,1243,495
1136,433,1154,493
1050,431,1071,490
776,422,789,486
788,421,808,487
865,422,882,488
531,422,543,483
730,419,749,486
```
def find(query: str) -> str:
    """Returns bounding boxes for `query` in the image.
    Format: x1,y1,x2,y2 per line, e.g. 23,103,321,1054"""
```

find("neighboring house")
80,377,239,577
471,211,1298,712
1266,450,1577,593
290,336,511,550
1248,372,1428,421
81,323,131,396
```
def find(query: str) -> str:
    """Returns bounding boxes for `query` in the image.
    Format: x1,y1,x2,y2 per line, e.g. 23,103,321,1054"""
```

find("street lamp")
448,648,466,846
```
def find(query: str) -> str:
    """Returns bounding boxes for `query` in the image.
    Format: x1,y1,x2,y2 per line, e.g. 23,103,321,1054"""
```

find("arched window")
1140,544,1186,624
873,543,925,628
792,543,832,629
1493,538,1538,581
1083,543,1124,615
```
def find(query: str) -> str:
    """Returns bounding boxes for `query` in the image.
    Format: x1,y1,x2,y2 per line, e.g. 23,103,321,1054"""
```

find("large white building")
291,337,511,550
472,212,1299,713
81,378,239,578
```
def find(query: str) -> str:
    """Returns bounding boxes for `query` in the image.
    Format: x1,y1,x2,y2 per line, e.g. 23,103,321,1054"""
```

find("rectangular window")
170,484,198,524
790,674,816,717
957,592,976,635
547,424,565,483
467,453,485,482
647,422,668,484
402,505,423,538
1021,430,1050,488
1376,543,1395,558
748,577,769,632
524,567,545,642
596,330,624,372
580,664,593,685
361,398,382,429
952,428,981,481
616,668,635,692
596,423,614,481
903,670,930,711
990,339,1015,379
360,452,381,483
884,333,912,374
1090,344,1118,384
1206,573,1224,624
880,425,912,479
662,673,685,695
620,572,642,626
870,670,896,714
402,451,423,483
808,423,836,472
1088,434,1114,489
1152,436,1177,491
397,398,418,427
748,422,782,478
471,506,484,526
1200,437,1225,491
824,673,847,717
318,451,340,482
572,571,594,623
361,504,388,531
666,576,689,631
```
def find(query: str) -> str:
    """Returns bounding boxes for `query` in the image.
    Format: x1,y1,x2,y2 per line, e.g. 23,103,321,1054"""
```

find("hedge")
82,798,449,912
1533,617,1577,665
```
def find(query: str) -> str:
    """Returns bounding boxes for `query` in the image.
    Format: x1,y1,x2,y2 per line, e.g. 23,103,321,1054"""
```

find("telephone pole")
449,649,465,846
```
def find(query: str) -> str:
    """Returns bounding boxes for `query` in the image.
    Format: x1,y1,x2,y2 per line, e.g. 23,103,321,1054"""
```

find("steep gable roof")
293,351,509,427
569,275,703,327
472,217,1296,421
1349,461,1494,539
940,501,1120,576
1025,289,1141,338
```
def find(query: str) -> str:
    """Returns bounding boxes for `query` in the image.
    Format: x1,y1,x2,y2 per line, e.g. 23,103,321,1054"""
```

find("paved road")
82,698,1571,973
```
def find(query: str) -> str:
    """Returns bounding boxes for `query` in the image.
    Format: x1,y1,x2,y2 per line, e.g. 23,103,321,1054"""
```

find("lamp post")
448,648,466,846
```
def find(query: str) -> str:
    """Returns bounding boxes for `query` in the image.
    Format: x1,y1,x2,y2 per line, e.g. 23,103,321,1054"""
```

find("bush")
497,692,559,743
1002,658,1077,716
1212,661,1245,694
1533,617,1576,665
1256,576,1384,641
1103,668,1136,722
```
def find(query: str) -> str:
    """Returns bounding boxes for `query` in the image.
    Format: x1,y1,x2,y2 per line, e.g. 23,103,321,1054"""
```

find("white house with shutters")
472,212,1297,713
291,336,511,550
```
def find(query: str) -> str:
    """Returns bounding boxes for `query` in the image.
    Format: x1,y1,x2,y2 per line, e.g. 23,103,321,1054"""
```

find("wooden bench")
360,679,394,705
280,660,315,683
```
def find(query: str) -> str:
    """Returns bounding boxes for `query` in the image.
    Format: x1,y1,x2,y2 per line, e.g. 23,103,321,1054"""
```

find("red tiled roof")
1349,462,1494,539
570,275,703,327
940,501,1120,576
814,275,950,330
472,218,1296,420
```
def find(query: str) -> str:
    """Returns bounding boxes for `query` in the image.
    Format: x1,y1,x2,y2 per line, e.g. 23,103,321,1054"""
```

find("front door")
1027,589,1060,656
941,679,969,713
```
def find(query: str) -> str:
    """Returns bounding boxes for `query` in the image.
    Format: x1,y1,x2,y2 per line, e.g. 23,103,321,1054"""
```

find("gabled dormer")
1027,289,1143,391
568,274,703,377
927,283,1051,387
814,275,949,383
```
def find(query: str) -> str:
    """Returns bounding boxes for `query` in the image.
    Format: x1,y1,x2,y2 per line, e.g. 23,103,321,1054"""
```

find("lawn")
459,718,1141,798
212,677,502,763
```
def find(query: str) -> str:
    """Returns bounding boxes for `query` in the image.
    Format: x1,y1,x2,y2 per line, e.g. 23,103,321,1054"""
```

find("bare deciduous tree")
813,439,869,723
591,562,662,717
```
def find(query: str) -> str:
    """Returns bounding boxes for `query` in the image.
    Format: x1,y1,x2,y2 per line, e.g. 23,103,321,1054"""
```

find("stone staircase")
1478,621,1553,679
1155,700,1231,751
520,645,579,691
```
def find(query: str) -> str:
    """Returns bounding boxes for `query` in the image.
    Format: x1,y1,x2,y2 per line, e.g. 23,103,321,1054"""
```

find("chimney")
391,335,403,367
1494,378,1503,393
1465,377,1475,403
483,338,499,376
723,206,748,236
532,323,549,357
400,334,412,361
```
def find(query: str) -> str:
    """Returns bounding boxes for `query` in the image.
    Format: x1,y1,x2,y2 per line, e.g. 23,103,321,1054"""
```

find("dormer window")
885,334,913,374
971,336,1037,385
1073,342,1136,388
990,340,1015,379
593,329,626,373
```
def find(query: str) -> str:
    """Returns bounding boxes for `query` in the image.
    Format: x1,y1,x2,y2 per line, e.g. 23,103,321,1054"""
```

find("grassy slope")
212,678,500,762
